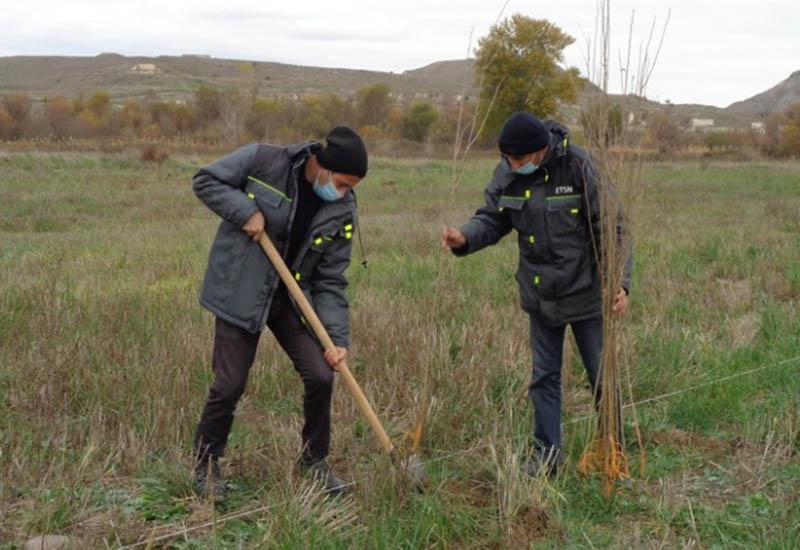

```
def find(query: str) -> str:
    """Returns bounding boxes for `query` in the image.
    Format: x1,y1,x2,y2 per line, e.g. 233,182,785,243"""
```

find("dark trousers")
528,314,604,456
194,297,334,465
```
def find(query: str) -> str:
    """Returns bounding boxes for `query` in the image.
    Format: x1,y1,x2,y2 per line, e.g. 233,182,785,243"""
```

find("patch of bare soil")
507,503,553,546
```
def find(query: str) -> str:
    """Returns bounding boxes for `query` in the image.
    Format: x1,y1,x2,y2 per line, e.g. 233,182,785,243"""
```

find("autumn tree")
80,91,114,136
645,111,679,154
2,93,31,125
87,92,110,118
475,15,580,136
385,105,406,139
759,112,785,156
777,102,800,157
173,104,198,134
355,83,391,128
194,86,221,125
1,93,32,138
0,106,14,139
121,98,146,132
44,96,75,138
316,93,354,128
221,89,246,145
580,101,623,148
402,102,439,142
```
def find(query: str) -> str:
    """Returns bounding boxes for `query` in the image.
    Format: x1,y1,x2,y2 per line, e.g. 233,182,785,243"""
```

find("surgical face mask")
514,162,537,175
313,169,344,202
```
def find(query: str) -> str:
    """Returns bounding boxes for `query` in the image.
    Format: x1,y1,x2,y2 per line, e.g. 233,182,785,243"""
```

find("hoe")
258,233,428,488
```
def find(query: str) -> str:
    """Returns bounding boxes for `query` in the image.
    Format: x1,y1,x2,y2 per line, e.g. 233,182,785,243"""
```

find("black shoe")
300,459,351,496
523,449,563,478
194,459,227,505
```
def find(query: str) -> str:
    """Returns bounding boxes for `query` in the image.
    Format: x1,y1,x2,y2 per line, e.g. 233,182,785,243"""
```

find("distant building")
130,63,158,75
691,118,714,131
751,121,765,134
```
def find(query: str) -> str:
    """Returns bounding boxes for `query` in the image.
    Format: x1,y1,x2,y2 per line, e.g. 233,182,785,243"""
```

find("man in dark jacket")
192,126,368,502
441,112,632,476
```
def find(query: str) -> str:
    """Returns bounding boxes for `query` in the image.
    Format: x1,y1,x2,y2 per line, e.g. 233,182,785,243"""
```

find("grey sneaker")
194,459,227,505
301,459,351,496
523,449,564,478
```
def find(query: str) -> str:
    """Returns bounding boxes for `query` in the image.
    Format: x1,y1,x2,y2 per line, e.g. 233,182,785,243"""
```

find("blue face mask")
313,170,344,202
514,162,537,175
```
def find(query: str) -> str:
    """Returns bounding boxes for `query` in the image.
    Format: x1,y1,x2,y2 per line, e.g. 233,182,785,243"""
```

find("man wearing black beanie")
442,112,633,477
190,126,368,503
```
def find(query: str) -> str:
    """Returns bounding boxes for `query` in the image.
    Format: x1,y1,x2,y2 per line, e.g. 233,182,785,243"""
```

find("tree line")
0,83,461,146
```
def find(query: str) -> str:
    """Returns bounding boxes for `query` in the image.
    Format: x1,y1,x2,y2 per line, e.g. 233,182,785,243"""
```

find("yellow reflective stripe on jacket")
247,175,293,202
545,194,581,200
500,191,530,201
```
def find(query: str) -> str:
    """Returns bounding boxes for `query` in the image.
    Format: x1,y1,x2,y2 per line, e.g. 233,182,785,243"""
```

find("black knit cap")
498,112,549,156
316,126,368,178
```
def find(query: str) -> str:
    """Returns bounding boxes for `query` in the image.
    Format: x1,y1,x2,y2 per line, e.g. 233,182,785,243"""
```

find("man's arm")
193,143,261,229
442,177,513,256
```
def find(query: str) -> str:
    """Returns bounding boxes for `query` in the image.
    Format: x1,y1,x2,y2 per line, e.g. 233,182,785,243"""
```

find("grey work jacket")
455,121,633,326
194,141,356,347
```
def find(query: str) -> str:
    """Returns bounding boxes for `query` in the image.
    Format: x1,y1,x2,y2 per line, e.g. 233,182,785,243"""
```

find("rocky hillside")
727,71,800,119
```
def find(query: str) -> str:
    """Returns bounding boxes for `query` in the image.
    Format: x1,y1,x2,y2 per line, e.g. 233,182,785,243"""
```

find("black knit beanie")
316,126,368,177
498,112,549,156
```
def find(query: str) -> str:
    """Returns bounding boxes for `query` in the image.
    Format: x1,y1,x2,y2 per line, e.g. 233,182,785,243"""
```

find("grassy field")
1,150,799,549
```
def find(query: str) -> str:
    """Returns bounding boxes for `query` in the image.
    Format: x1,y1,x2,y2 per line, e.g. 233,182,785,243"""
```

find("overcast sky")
1,0,797,108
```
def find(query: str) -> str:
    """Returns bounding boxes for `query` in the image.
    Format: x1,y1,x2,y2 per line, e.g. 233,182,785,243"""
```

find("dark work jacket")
193,141,356,347
455,121,633,326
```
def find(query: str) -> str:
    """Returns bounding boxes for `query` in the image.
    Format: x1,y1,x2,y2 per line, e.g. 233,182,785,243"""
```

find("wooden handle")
258,233,394,454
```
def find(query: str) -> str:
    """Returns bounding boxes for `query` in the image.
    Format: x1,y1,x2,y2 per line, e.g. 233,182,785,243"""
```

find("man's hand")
242,211,266,242
441,227,466,251
324,347,348,370
614,288,629,316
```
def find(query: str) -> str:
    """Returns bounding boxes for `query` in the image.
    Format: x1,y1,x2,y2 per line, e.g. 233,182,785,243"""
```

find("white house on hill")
130,64,158,75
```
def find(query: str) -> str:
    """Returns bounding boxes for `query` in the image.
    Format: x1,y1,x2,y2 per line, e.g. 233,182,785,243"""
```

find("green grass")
1,152,799,548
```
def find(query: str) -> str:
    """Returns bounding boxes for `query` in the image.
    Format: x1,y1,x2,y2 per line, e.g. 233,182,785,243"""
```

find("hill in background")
0,54,477,104
0,53,797,129
727,70,800,119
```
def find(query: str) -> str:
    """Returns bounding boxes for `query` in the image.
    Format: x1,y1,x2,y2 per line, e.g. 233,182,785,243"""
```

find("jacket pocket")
294,240,326,282
246,176,290,208
226,238,270,321
518,232,539,258
245,176,291,239
203,222,249,304
497,193,528,212
545,195,582,238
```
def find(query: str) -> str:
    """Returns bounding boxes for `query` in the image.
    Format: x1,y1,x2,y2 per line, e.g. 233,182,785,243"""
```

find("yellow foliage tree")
475,15,580,136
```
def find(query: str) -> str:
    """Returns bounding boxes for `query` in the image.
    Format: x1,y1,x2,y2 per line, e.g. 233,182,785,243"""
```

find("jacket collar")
288,141,322,173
